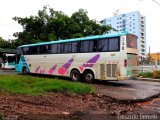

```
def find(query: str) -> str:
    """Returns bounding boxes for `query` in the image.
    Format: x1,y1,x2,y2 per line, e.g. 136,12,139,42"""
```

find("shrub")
138,72,152,78
152,70,160,79
129,75,137,80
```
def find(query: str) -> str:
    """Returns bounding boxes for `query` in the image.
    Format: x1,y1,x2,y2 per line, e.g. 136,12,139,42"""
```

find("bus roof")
18,31,131,48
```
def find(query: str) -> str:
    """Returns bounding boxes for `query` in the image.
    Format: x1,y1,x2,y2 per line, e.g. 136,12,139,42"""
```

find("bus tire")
22,67,27,75
83,70,94,83
70,69,81,82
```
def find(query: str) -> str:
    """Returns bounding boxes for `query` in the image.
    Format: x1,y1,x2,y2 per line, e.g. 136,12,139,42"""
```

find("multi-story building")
100,11,146,59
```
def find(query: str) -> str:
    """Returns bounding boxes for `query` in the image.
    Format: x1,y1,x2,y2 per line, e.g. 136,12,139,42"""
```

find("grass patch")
0,75,95,95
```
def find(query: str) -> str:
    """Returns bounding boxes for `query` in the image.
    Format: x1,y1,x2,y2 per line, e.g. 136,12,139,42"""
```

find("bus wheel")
83,70,94,83
22,67,27,75
70,69,81,82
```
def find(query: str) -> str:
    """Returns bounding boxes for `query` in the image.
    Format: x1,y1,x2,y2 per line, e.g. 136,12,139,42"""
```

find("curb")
102,92,160,104
137,78,160,82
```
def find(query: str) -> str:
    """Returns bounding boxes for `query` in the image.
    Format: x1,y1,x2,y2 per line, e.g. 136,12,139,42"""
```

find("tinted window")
80,41,94,52
50,44,61,54
30,46,39,54
40,45,50,54
108,38,119,51
16,48,21,64
22,47,30,55
51,44,57,54
63,43,72,53
8,56,15,63
59,44,63,53
72,42,78,53
98,39,108,52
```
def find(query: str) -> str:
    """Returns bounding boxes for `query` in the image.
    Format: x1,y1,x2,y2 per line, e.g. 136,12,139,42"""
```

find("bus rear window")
127,35,137,49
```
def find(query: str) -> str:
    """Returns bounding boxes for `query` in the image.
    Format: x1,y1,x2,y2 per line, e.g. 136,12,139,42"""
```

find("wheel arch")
70,68,81,75
22,64,30,73
83,69,95,79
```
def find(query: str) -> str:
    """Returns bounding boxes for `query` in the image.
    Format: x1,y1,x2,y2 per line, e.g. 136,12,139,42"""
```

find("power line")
152,0,160,6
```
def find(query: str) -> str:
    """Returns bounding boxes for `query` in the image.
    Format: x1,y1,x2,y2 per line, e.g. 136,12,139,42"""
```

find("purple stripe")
62,58,74,69
83,54,100,68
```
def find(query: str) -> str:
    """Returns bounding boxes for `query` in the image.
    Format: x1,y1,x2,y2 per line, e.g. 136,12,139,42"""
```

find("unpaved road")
0,70,160,120
0,92,159,120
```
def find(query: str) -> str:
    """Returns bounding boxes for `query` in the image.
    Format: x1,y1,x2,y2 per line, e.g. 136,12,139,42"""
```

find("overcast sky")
0,0,160,53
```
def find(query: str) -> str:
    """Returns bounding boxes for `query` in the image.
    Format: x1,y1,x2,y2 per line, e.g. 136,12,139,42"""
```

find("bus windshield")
2,54,15,63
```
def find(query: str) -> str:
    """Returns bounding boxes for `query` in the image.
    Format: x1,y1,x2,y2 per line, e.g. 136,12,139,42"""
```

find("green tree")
0,37,11,48
13,6,112,45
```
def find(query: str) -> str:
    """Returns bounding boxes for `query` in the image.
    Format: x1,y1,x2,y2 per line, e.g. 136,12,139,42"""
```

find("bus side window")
57,44,61,54
98,39,108,52
108,38,120,51
22,47,30,55
31,46,39,54
63,43,72,53
93,40,97,52
80,41,94,53
40,45,50,54
71,42,78,53
51,44,57,54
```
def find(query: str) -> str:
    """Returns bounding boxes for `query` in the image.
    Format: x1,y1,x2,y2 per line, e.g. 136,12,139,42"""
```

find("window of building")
122,14,126,17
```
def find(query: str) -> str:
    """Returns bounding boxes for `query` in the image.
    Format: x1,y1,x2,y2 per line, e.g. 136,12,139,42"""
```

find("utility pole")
149,46,150,63
158,52,159,64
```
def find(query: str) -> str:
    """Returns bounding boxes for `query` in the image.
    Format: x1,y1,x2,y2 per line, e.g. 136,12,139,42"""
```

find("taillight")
124,59,127,67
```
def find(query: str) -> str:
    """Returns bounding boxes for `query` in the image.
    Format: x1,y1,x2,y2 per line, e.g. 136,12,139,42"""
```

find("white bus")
15,32,138,82
1,53,16,69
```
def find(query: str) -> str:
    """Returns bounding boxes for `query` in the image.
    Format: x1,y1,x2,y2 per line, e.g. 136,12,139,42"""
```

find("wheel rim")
73,72,79,80
85,73,93,81
23,68,27,74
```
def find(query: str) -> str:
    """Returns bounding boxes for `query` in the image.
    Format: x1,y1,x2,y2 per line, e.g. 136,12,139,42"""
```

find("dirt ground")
0,92,159,120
